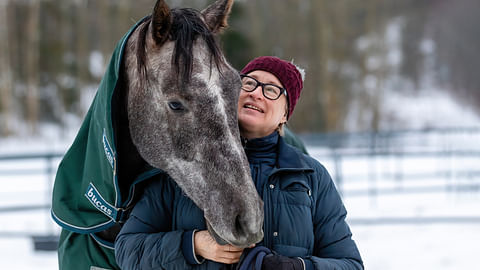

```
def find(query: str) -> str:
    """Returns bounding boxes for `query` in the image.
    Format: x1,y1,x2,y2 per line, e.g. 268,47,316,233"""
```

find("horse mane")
113,9,226,202
136,8,224,84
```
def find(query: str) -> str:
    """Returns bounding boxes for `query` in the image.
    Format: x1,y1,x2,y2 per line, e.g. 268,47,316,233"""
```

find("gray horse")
52,1,263,263
120,0,263,247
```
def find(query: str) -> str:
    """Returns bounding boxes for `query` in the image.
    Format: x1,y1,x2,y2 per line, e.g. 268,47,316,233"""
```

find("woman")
115,56,363,270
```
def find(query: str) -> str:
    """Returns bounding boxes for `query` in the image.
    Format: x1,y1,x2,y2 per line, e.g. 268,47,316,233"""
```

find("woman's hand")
194,230,253,264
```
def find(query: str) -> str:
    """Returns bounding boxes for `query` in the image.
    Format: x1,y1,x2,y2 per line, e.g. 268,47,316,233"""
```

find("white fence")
1,129,480,269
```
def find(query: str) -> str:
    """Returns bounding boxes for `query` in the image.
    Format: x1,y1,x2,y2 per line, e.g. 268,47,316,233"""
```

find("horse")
117,0,264,247
51,0,264,267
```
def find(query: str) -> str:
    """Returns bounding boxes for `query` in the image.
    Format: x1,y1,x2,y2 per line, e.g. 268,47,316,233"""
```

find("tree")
0,0,13,136
24,0,41,134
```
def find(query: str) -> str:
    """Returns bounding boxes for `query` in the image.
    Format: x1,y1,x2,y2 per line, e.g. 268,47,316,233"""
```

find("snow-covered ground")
1,137,480,269
1,75,480,269
353,223,480,270
2,9,480,268
2,216,479,270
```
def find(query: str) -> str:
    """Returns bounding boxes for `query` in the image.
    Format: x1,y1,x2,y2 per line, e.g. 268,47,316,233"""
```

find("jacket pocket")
278,175,312,207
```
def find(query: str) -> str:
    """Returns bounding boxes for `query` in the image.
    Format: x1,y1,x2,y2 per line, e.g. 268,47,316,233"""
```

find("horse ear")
151,0,172,44
201,0,233,33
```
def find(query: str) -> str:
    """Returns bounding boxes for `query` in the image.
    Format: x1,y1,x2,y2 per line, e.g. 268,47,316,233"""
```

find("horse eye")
168,101,185,111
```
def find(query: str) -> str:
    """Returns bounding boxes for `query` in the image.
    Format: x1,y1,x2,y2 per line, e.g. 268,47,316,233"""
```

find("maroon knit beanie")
241,56,304,119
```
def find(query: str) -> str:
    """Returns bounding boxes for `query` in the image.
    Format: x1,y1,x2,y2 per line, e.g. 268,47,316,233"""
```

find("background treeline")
0,0,479,136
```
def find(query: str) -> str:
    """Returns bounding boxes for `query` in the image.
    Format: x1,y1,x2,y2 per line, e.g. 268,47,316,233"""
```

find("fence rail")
1,128,480,240
0,152,63,250
299,129,480,226
306,144,480,197
0,152,64,161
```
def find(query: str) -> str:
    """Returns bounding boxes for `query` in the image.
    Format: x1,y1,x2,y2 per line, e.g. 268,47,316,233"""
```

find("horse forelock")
135,8,225,87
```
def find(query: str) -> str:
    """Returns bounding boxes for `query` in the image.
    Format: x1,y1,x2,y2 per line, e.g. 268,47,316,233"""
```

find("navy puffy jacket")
115,133,363,270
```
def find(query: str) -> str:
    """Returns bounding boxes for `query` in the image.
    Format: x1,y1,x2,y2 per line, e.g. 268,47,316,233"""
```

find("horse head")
121,0,263,247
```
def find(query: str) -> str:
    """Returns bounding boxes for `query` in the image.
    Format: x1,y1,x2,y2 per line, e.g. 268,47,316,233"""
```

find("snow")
380,88,480,130
347,15,480,133
1,6,479,269
2,127,480,269
2,22,480,267
353,223,480,270
89,51,106,79
2,86,480,270
1,238,58,269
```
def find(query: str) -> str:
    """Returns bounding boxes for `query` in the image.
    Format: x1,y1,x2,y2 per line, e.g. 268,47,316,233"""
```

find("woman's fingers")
221,244,244,252
194,230,247,264
219,246,244,264
218,250,243,264
221,249,243,257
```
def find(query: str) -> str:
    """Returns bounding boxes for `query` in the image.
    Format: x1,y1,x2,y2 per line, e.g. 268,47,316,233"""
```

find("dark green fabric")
283,126,308,155
51,18,149,233
58,229,119,270
51,18,158,270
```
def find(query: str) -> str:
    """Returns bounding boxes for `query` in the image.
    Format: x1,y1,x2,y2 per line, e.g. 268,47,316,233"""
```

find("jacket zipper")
263,175,274,249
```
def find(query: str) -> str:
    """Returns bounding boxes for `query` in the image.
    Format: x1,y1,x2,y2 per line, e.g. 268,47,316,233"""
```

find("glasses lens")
241,76,257,92
263,85,282,99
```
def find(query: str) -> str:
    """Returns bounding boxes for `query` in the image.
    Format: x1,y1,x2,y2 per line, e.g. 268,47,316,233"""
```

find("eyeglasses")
240,74,287,100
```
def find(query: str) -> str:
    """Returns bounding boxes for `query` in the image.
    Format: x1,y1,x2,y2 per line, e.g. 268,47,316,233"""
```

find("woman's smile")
243,103,264,113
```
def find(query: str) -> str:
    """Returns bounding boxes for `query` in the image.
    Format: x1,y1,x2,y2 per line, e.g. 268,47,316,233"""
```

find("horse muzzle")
205,217,264,248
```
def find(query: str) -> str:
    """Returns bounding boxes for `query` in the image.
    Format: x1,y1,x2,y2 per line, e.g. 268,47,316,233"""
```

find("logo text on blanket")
103,130,115,169
85,183,115,218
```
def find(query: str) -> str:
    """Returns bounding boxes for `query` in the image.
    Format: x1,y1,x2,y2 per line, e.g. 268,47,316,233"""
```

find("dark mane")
136,8,224,84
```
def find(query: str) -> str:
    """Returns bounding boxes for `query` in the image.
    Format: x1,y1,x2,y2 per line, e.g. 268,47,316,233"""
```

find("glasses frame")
240,74,287,100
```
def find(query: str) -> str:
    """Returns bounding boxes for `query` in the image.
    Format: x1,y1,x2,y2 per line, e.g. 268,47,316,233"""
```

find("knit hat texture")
241,56,303,119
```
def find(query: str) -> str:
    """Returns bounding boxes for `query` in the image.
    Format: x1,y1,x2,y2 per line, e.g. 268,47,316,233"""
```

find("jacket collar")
275,135,313,172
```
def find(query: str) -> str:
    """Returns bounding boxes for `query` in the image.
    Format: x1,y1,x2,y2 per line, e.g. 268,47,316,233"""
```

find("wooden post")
25,0,41,134
0,1,13,136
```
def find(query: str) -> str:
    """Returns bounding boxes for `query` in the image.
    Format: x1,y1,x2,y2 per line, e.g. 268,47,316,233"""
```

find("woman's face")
238,70,288,139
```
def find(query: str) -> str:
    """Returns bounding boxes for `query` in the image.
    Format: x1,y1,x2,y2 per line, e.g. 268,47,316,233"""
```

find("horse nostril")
235,214,246,236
